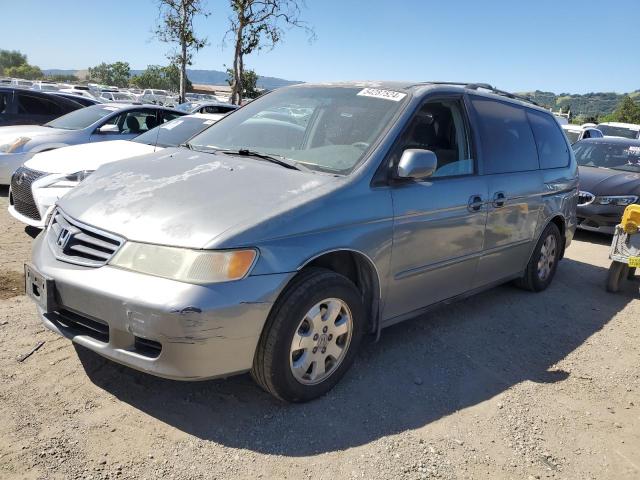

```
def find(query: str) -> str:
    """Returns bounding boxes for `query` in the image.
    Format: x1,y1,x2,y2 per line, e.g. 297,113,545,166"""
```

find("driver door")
383,95,488,321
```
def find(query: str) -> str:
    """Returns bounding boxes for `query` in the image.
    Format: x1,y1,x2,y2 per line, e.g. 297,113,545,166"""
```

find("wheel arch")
294,248,382,335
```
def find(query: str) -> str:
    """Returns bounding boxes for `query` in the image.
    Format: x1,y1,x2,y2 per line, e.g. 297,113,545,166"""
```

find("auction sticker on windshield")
357,88,407,102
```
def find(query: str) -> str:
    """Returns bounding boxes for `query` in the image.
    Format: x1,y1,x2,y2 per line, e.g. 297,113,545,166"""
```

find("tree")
46,74,79,83
0,50,28,75
226,0,313,105
608,96,640,124
131,64,191,91
155,0,208,103
88,62,131,87
226,67,259,99
3,64,43,80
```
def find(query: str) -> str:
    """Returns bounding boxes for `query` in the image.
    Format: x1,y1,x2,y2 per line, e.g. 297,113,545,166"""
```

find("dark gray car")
27,82,578,402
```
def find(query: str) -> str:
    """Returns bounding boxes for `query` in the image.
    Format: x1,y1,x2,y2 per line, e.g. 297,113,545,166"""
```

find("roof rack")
413,81,540,107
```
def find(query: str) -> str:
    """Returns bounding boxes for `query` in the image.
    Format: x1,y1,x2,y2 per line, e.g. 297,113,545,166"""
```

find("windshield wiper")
218,148,309,172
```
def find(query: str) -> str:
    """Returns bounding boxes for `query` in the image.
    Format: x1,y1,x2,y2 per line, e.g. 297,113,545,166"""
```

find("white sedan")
8,114,222,228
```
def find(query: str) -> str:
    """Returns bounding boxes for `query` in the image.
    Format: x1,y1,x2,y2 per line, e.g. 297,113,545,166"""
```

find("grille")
578,191,595,207
46,209,124,267
10,167,46,220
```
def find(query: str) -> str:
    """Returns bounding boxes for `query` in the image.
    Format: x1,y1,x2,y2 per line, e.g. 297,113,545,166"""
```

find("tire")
516,222,562,292
251,268,365,402
627,267,636,280
606,261,628,293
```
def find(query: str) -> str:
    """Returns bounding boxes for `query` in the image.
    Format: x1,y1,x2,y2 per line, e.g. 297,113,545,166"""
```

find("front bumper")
577,204,625,235
8,184,65,228
31,235,293,380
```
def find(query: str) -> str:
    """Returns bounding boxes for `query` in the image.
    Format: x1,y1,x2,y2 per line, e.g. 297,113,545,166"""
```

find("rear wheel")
606,261,628,293
251,268,364,402
516,223,562,292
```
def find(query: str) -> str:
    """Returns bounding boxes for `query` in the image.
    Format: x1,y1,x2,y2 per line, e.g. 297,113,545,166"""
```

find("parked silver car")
26,82,578,402
0,103,185,183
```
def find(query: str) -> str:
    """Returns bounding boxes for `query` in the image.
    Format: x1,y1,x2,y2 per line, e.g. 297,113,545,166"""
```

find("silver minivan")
26,82,578,402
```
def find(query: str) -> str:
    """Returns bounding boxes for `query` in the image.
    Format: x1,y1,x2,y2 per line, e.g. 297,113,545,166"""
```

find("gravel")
0,186,639,479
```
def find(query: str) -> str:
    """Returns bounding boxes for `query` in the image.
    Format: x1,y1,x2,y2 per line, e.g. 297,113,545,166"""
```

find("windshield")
564,129,580,144
596,124,639,139
132,116,215,147
45,105,116,130
187,86,409,173
112,93,133,100
573,141,640,172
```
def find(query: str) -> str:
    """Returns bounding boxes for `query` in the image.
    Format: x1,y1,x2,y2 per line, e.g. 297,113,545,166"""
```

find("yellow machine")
607,204,640,292
621,204,640,234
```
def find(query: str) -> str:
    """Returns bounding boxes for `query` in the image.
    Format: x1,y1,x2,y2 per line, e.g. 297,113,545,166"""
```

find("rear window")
596,124,639,139
470,96,539,174
45,105,115,130
527,110,570,169
132,116,214,147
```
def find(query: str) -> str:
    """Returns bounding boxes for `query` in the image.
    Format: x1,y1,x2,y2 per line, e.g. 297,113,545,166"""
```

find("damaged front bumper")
31,235,293,380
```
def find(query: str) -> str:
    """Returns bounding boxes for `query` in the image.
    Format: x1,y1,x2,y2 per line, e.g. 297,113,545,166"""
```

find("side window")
395,98,473,178
105,110,156,134
527,110,570,169
470,96,539,174
17,94,63,116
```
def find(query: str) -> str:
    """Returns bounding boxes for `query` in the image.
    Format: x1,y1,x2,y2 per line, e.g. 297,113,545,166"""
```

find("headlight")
0,137,31,153
109,243,258,284
45,170,95,188
594,195,638,206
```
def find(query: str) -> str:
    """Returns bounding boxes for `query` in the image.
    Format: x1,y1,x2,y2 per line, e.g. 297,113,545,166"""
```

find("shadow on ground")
573,229,612,246
76,257,634,456
0,185,8,198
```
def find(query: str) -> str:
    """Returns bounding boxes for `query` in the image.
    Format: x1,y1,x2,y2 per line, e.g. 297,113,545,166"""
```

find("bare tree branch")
226,0,315,105
155,0,210,103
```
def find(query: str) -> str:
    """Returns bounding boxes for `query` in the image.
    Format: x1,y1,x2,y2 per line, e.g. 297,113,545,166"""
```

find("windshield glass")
45,105,116,130
573,141,640,172
188,86,409,173
132,116,215,147
112,93,132,100
596,124,639,139
564,129,580,144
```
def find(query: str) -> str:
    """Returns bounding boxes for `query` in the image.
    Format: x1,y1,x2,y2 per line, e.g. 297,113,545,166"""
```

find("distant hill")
42,68,300,90
518,89,640,117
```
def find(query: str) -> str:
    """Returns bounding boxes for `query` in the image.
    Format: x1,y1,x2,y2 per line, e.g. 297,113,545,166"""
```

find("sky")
1,0,638,94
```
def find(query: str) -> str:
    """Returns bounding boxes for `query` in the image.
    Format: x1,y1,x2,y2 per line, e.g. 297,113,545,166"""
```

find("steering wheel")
352,142,370,150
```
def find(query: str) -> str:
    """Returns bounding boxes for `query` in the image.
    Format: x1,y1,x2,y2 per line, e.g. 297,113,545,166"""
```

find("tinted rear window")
471,96,539,174
527,110,570,169
17,94,63,116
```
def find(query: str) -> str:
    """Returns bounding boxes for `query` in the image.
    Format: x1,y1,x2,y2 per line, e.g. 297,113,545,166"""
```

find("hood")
25,140,157,174
579,165,640,196
0,125,67,145
58,148,337,249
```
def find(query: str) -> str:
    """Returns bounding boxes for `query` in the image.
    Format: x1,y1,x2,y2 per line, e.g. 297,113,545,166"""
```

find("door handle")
492,191,506,208
467,195,484,212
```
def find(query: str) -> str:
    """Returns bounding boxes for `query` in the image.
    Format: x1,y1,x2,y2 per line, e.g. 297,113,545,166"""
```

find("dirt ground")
0,185,638,480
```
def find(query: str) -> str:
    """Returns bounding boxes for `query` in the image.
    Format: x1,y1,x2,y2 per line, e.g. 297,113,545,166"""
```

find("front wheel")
251,268,364,402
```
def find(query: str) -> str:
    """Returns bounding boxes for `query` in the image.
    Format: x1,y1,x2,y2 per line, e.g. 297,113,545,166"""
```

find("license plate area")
24,263,57,313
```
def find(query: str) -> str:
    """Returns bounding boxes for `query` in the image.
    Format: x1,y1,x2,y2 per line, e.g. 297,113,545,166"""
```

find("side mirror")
97,124,119,134
396,149,438,180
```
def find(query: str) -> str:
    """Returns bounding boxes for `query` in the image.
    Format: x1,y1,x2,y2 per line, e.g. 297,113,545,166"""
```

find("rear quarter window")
527,110,570,169
470,96,539,174
17,94,63,116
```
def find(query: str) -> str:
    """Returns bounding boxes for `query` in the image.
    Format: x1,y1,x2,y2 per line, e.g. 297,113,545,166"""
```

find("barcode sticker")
357,88,407,102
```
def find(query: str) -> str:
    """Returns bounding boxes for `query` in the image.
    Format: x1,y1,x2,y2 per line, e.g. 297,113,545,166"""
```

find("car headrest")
126,116,141,133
